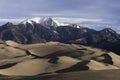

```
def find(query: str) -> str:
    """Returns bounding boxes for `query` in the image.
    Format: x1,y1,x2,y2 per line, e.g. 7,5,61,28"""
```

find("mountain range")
0,17,120,80
0,17,120,55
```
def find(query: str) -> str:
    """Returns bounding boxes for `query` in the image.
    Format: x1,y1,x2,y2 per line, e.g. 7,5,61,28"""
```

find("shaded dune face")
100,54,113,64
56,61,90,73
0,40,119,76
0,63,17,69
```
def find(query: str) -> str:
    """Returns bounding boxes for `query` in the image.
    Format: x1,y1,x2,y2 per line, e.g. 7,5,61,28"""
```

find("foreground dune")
0,57,80,76
0,40,120,76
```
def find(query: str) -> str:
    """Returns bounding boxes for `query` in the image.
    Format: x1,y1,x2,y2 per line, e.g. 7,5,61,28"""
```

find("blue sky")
0,0,120,31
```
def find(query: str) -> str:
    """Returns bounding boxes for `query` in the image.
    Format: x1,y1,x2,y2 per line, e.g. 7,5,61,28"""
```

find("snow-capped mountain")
20,17,68,27
1,17,120,55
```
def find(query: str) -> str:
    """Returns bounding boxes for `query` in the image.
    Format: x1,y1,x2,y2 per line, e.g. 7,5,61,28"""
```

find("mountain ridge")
0,17,120,55
20,17,68,27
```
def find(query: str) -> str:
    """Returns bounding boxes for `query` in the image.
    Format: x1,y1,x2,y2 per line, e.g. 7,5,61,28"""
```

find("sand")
0,40,120,76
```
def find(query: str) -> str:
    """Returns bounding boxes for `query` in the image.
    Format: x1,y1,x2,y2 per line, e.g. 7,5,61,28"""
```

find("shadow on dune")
0,63,17,69
56,61,89,73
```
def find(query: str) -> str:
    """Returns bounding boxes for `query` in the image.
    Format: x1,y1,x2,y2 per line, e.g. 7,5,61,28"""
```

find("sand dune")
0,44,26,59
5,40,22,47
0,40,120,76
0,56,80,76
108,52,120,68
87,60,119,70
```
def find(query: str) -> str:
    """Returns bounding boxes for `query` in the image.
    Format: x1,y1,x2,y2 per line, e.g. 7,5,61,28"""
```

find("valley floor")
0,70,120,80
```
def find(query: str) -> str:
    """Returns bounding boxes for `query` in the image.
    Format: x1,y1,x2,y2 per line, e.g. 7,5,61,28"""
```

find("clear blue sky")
0,0,120,31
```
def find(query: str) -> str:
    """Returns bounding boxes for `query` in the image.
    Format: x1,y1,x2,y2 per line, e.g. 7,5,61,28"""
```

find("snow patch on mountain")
21,17,68,27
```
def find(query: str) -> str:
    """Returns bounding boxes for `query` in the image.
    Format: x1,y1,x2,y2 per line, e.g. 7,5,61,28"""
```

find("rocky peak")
101,28,116,34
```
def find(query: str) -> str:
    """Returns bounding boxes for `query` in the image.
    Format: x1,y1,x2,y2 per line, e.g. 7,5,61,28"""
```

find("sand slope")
0,40,120,76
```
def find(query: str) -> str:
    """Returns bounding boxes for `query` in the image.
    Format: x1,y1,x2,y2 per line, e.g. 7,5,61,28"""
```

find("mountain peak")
42,17,53,21
2,22,14,28
40,17,58,27
101,28,116,34
20,17,67,27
